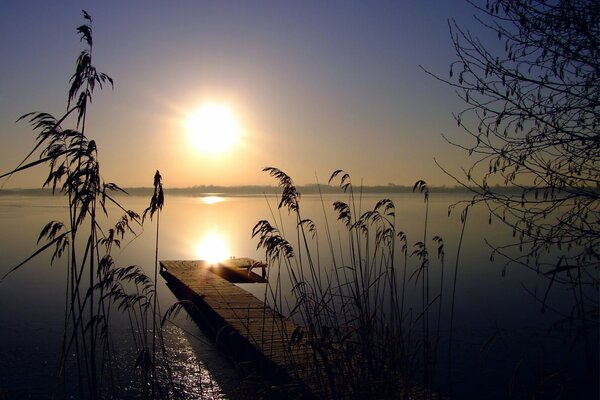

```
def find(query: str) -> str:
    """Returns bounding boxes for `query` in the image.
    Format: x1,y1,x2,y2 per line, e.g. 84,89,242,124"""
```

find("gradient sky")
0,0,480,188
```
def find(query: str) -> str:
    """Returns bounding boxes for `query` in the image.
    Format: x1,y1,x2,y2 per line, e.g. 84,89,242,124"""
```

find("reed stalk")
0,12,178,399
447,205,468,393
253,167,451,398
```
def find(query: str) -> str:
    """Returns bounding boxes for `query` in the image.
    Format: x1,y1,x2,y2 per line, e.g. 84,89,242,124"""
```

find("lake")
0,191,596,399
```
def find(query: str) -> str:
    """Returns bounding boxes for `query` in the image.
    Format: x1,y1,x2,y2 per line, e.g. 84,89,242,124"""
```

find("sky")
0,0,481,188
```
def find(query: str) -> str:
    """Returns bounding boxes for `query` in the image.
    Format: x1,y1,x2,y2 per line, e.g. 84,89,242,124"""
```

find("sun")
186,104,240,154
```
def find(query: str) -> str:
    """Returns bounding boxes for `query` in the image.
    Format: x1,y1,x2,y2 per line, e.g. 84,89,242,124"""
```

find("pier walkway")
160,259,322,397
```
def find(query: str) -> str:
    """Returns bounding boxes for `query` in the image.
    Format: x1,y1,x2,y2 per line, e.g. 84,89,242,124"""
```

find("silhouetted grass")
252,167,465,399
0,12,189,400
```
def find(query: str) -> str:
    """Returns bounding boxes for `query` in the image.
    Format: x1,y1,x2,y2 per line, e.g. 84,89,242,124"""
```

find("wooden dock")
160,259,323,397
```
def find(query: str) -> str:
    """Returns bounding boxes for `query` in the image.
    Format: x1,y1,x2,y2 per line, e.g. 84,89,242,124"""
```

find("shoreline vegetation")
0,184,549,197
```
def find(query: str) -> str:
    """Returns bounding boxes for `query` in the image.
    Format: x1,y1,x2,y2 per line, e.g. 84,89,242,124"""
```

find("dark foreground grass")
250,167,597,399
251,167,463,399
0,12,193,400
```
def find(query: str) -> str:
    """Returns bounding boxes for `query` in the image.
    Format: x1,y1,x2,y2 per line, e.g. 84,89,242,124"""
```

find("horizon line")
0,183,519,196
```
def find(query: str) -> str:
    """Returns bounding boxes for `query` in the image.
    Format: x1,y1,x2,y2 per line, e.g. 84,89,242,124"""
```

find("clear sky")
0,0,479,188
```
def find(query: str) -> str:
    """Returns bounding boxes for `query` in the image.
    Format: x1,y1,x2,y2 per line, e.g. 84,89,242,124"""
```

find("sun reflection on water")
162,325,228,399
200,196,225,205
195,228,230,264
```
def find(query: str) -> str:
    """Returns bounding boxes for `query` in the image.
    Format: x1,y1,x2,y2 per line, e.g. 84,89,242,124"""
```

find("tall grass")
252,167,465,399
0,12,176,399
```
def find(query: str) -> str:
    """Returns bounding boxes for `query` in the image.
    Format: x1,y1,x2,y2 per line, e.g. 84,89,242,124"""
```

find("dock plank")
160,259,320,397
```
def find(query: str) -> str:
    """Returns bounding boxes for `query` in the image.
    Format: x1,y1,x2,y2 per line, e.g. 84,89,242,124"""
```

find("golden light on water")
186,103,240,154
201,195,225,205
195,229,230,264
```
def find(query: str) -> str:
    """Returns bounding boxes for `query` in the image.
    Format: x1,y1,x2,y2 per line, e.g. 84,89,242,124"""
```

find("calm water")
0,192,596,399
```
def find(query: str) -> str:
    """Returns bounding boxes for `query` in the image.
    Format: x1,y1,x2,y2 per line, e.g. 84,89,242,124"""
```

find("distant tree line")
0,183,533,197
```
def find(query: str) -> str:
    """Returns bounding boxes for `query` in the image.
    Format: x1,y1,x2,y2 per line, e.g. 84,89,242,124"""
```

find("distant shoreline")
0,184,525,197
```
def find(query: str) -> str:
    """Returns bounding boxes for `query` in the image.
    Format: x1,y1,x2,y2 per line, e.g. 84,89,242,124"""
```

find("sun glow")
186,104,240,154
195,229,230,264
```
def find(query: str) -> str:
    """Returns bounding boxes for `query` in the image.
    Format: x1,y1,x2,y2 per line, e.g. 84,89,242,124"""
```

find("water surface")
0,192,596,399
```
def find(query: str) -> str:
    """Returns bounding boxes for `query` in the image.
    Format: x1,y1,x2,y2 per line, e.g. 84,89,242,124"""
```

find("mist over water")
0,193,596,399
